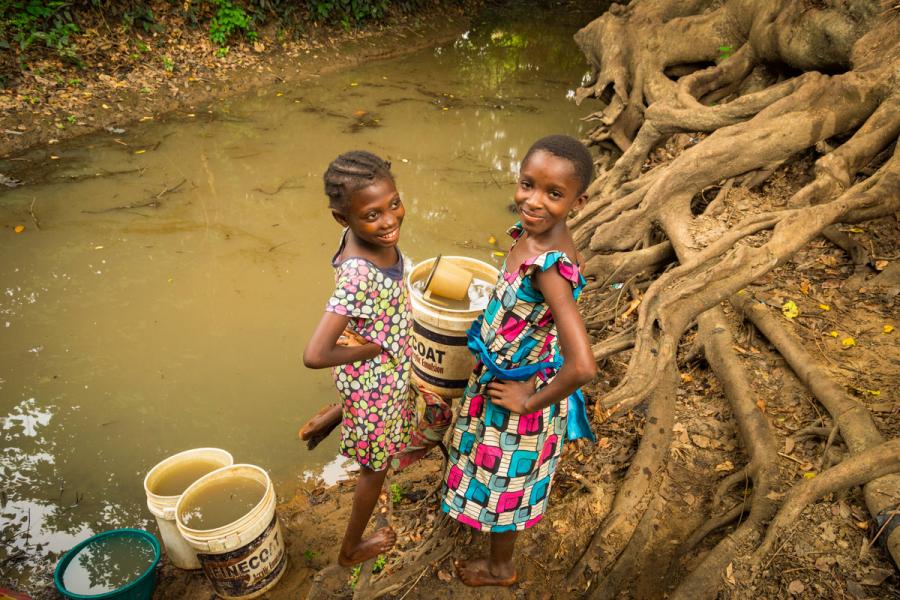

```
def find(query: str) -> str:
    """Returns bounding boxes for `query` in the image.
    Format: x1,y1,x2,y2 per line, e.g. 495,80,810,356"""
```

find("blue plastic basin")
54,529,161,600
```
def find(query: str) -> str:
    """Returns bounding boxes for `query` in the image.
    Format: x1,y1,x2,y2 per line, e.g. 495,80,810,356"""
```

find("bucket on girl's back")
175,464,286,600
408,256,498,399
143,448,234,570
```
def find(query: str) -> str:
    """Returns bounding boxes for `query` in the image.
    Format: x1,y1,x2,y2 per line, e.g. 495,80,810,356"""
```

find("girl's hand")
337,327,368,347
486,376,538,414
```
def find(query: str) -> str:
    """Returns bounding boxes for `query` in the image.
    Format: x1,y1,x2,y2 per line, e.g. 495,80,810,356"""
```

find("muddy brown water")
0,2,601,590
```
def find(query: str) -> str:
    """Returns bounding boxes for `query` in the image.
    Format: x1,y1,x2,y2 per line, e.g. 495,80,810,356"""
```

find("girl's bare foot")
337,526,396,566
454,558,518,587
298,404,342,450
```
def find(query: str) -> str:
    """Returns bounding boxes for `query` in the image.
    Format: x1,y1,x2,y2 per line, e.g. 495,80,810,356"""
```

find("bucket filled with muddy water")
408,256,498,399
175,464,286,599
144,448,234,569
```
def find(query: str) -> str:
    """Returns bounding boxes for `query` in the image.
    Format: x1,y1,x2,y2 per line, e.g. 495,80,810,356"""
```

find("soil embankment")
0,3,474,158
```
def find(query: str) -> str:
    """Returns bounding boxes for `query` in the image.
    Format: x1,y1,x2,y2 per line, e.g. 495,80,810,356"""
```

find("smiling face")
514,150,587,236
332,176,405,249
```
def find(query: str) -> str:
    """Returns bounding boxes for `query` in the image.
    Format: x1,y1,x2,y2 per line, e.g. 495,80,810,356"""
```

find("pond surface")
0,2,598,589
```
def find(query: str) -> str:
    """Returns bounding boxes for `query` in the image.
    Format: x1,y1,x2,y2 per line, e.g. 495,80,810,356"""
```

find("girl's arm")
303,312,381,369
487,268,596,413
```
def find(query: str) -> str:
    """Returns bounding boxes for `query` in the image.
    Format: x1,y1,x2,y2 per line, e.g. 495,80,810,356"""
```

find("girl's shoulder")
505,222,583,289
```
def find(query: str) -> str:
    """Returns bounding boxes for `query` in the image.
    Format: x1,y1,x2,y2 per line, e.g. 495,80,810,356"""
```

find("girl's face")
514,150,587,236
334,176,405,248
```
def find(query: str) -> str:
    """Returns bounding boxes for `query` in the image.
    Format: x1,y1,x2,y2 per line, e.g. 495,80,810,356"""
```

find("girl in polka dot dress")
302,151,413,567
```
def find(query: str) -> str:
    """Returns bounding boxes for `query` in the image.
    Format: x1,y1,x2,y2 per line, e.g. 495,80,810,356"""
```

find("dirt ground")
154,152,899,599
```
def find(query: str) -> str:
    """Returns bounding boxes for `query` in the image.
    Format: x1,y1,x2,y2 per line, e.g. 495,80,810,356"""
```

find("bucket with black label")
175,464,286,599
407,256,498,399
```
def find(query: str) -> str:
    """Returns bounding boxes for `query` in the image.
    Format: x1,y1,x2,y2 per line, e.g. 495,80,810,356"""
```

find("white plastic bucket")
144,447,233,570
175,464,287,599
407,256,499,399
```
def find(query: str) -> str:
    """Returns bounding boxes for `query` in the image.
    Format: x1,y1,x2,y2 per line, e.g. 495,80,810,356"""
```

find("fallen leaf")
349,82,359,87
874,260,888,271
691,434,711,449
829,331,839,337
861,568,892,586
725,561,735,585
803,472,817,479
814,556,836,572
884,325,894,334
799,280,810,295
784,438,795,454
782,300,799,320
842,337,856,347
856,520,868,529
715,460,734,473
14,224,25,233
788,579,805,595
818,304,830,311
756,399,766,413
135,149,146,155
488,235,497,245
437,569,452,583
680,373,694,383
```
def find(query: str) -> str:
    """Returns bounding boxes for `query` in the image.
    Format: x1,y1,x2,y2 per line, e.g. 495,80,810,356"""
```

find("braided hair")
522,135,594,194
323,151,394,212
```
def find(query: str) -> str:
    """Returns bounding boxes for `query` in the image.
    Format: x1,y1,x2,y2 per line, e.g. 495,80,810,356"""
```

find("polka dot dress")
326,257,413,471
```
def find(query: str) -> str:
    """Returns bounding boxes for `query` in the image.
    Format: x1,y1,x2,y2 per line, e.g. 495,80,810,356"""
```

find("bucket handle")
207,534,242,553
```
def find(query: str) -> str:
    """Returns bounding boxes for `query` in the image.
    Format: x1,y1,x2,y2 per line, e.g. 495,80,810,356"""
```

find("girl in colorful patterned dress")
441,135,598,587
302,151,413,566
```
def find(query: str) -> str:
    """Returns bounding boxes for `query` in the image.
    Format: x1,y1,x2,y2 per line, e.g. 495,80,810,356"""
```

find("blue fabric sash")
466,316,595,442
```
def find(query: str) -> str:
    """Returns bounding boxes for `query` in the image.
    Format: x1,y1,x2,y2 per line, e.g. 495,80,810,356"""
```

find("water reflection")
0,1,600,592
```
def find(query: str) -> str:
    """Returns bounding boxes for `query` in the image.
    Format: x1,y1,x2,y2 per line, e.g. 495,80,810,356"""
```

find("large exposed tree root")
667,307,779,600
733,292,900,568
566,0,900,597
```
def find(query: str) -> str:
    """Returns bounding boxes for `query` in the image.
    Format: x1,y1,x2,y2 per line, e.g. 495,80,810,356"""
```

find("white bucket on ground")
407,256,499,399
175,464,287,600
144,447,233,570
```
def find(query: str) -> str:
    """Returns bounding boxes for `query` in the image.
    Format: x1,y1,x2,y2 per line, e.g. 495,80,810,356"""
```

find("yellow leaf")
842,337,856,347
781,300,799,320
135,149,146,154
14,224,25,233
492,251,506,257
442,107,449,111
488,235,497,245
680,373,694,383
868,390,881,397
829,331,839,338
884,325,895,334
803,472,816,479
349,82,359,87
276,92,284,97
50,155,59,160
846,227,864,233
139,116,153,122
818,304,830,311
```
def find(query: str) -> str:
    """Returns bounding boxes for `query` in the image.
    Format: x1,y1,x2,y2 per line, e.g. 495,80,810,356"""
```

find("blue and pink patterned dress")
325,237,413,472
440,224,586,532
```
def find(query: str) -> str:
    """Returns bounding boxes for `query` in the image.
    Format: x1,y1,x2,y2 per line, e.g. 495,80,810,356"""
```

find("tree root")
669,307,779,600
751,438,900,564
733,291,900,568
567,365,677,595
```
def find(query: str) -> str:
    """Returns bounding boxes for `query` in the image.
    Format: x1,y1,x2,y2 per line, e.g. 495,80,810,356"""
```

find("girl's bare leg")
338,465,396,566
455,530,518,587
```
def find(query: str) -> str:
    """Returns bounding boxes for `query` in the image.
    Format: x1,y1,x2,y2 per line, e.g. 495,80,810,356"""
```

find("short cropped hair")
323,151,393,211
522,135,594,194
